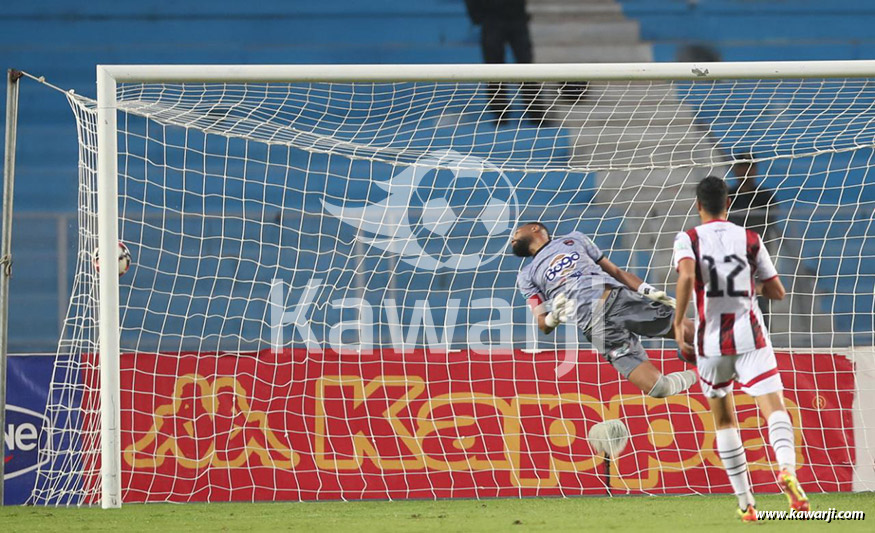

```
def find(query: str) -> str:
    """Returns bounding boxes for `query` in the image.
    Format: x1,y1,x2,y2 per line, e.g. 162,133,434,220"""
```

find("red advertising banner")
107,349,855,502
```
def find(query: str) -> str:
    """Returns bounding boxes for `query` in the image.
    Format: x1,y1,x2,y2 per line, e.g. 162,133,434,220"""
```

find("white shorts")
696,346,784,399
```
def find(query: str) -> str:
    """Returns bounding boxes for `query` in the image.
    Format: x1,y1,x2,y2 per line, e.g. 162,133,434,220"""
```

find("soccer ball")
93,241,132,277
587,419,630,458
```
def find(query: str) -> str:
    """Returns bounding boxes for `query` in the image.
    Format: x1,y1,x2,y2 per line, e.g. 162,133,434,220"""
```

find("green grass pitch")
2,493,873,532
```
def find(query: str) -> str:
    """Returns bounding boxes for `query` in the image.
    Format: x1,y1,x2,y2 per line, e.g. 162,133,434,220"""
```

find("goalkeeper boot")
737,504,758,522
777,469,810,512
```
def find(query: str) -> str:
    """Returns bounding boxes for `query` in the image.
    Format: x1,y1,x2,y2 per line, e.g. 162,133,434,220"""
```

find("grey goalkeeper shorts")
583,287,674,378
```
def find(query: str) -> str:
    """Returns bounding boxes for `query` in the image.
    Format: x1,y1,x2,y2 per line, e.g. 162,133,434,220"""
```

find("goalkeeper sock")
767,410,796,473
648,370,697,398
716,427,755,510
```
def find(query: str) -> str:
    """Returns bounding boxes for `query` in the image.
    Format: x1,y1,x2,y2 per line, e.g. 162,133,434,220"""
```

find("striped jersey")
672,220,778,357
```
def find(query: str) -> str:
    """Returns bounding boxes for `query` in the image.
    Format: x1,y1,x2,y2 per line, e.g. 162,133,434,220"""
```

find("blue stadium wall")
1,0,874,352
1,0,481,352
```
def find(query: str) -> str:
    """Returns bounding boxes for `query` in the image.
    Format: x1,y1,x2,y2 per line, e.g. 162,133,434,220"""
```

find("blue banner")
3,355,54,505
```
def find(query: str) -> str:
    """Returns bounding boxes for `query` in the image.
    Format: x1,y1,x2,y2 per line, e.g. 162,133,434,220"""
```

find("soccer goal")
19,61,875,507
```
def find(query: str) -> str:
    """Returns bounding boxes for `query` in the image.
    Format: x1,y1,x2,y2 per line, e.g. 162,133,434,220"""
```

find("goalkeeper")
512,223,696,398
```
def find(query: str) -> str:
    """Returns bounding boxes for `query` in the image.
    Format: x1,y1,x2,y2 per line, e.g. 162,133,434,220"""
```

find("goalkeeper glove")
638,282,677,309
545,293,576,328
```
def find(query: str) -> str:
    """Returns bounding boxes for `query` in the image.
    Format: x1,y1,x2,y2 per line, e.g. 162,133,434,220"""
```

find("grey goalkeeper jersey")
516,231,623,327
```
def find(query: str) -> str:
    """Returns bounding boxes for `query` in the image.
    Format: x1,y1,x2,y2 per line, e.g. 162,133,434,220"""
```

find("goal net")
27,63,875,505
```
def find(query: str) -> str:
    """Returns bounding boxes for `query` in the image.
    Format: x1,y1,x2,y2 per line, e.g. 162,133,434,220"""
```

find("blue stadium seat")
4,0,875,350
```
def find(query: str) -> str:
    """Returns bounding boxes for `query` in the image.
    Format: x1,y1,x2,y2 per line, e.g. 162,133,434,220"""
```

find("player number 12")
701,254,749,298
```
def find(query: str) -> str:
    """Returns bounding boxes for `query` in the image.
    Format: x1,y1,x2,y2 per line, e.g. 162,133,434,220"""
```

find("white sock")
767,410,796,473
669,369,698,392
716,427,755,509
648,370,698,398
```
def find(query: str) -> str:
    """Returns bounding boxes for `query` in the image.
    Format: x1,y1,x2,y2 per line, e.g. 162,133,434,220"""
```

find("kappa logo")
3,405,49,479
545,251,581,282
322,149,518,271
123,374,299,470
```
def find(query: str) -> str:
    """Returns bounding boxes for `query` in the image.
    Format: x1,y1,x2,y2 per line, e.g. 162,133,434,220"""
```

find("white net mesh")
30,75,875,504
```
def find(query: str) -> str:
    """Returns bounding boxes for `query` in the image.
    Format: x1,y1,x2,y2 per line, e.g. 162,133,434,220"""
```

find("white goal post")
31,61,875,507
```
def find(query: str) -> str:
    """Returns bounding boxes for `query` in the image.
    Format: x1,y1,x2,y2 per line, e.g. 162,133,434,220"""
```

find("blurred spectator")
465,0,548,125
728,153,777,325
728,153,776,241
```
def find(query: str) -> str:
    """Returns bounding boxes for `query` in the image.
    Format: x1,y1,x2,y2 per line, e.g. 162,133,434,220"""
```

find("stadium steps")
3,0,865,350
529,21,641,45
529,0,710,306
528,0,627,23
530,0,834,343
535,44,653,64
529,0,651,62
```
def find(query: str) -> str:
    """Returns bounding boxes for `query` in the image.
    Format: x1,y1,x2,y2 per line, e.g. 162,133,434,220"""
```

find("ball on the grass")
587,419,630,458
94,241,132,277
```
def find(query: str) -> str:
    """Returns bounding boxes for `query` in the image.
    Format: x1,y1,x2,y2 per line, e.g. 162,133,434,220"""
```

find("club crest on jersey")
545,251,580,282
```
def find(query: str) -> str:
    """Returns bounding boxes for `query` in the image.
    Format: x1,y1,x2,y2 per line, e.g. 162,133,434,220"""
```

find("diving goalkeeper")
512,223,696,398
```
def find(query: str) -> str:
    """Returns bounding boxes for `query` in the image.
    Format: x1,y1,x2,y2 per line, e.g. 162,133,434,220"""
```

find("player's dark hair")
529,222,550,238
511,222,550,257
696,176,729,216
